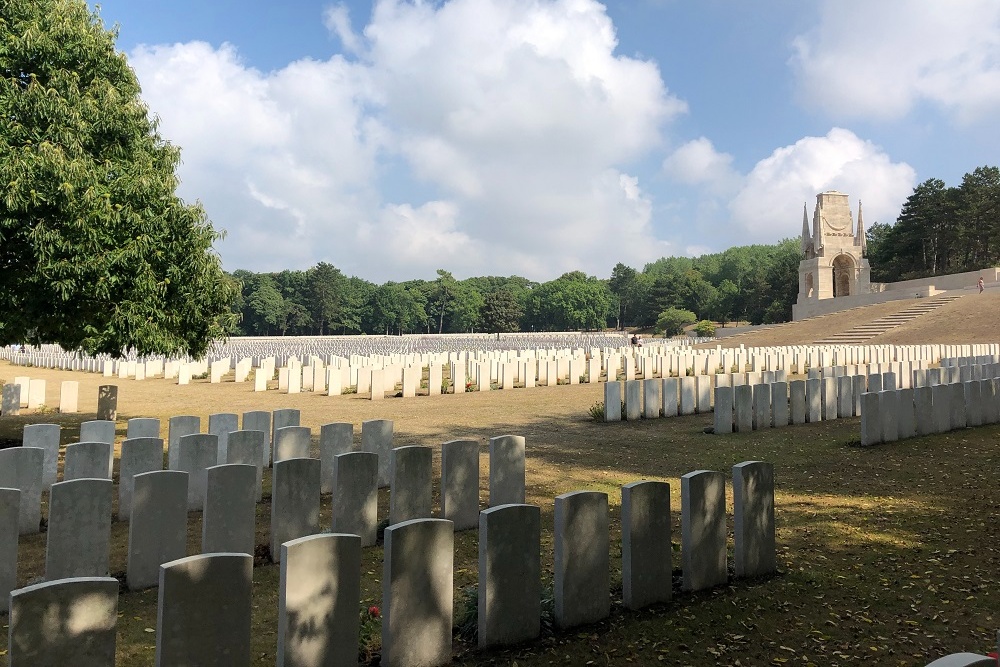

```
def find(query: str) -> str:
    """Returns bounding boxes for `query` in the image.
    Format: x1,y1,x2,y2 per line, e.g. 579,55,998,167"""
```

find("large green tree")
240,272,284,335
0,0,236,356
525,272,612,331
429,269,458,333
654,307,696,337
305,262,344,335
608,262,639,329
479,288,523,334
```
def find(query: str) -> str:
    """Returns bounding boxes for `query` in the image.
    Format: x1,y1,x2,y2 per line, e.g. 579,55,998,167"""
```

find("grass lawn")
1,359,998,666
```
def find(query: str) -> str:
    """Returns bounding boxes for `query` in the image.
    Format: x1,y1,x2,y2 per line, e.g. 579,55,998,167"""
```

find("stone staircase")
712,305,878,345
813,294,966,345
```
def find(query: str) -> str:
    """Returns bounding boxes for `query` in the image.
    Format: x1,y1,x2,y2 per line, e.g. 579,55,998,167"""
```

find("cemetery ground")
2,361,1000,665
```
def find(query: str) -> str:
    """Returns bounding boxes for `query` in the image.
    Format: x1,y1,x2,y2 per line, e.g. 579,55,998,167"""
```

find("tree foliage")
305,262,344,335
0,0,236,356
479,288,523,334
694,320,716,337
867,168,1000,282
655,308,696,337
524,272,612,331
228,237,810,337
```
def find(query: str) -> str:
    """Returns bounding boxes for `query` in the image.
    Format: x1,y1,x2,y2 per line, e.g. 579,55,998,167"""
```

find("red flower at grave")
368,605,380,617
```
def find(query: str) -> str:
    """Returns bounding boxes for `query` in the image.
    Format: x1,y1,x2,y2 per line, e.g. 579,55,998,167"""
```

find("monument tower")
796,191,870,307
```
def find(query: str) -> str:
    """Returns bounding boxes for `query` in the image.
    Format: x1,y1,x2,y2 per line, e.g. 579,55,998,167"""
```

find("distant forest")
226,165,999,336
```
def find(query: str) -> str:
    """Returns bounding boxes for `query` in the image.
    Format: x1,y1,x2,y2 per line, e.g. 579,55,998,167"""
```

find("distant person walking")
979,276,985,293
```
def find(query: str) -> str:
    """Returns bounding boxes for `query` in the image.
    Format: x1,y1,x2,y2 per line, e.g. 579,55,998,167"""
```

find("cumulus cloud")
790,0,1000,123
129,0,685,280
728,128,916,241
662,137,741,195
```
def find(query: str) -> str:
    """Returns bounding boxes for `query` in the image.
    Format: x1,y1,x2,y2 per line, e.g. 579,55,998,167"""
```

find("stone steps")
813,294,966,345
714,301,906,345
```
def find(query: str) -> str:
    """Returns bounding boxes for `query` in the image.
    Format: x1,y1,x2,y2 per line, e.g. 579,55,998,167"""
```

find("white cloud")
728,128,916,241
662,137,741,195
128,0,684,281
323,4,362,55
790,0,1000,123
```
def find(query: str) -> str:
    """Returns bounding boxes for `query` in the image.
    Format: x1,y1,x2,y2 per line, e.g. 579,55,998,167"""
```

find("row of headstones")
714,364,983,435
615,342,945,378
1,381,119,419
0,379,86,416
0,417,530,608
262,348,672,397
604,343,974,382
274,355,615,399
713,372,903,434
207,332,697,357
7,340,995,384
860,377,1000,446
942,354,998,369
0,333,644,374
0,408,337,540
0,344,692,401
602,361,948,424
604,377,713,421
4,461,775,667
0,406,336,531
739,342,996,368
605,362,980,433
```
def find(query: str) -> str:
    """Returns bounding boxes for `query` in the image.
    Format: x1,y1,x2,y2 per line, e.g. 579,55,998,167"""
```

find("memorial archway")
832,255,854,297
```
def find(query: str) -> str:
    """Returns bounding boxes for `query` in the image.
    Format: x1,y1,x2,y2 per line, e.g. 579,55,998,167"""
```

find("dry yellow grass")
700,300,921,349
866,290,1000,345
701,290,1000,349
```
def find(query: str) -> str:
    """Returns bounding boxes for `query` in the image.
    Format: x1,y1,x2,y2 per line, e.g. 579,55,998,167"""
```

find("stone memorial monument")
794,191,871,320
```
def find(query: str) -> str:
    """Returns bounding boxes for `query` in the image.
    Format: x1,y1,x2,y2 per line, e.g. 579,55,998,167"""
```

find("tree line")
866,166,1000,282
227,240,802,336
230,164,1000,338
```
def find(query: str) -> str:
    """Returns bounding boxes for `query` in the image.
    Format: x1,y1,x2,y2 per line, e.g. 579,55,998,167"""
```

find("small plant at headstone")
34,404,55,415
588,401,605,422
193,371,209,380
455,584,479,642
441,382,450,394
579,375,587,383
358,604,382,663
343,386,357,394
465,382,478,392
686,367,694,376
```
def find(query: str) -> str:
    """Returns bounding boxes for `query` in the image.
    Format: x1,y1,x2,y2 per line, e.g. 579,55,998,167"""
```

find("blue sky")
88,0,1000,282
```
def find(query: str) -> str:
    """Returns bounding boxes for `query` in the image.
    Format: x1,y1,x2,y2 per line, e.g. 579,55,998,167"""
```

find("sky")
86,0,1000,282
